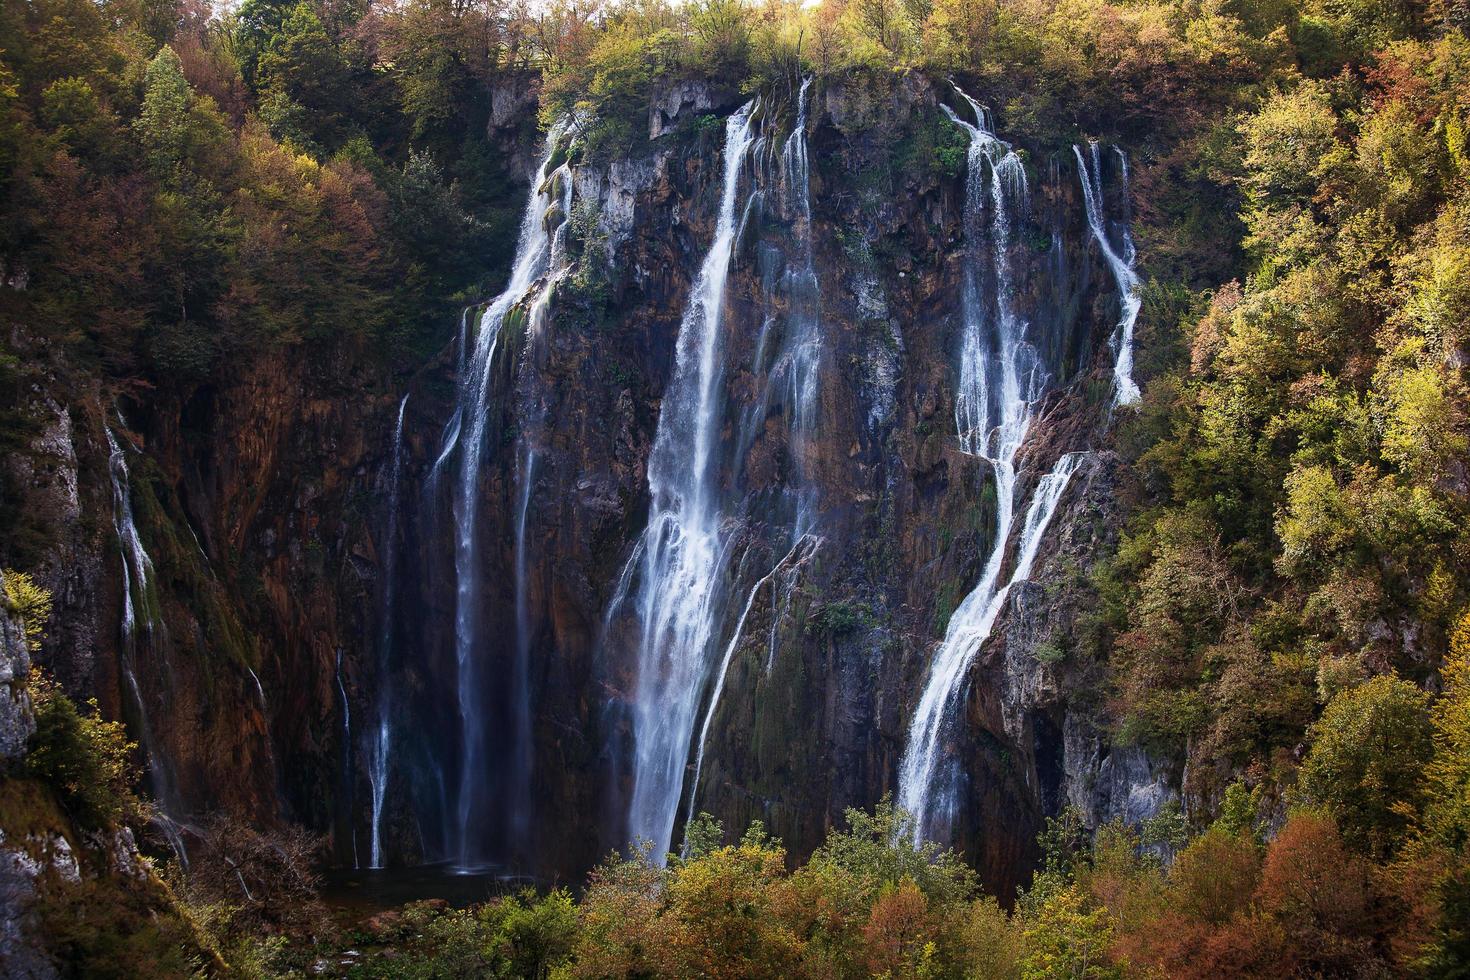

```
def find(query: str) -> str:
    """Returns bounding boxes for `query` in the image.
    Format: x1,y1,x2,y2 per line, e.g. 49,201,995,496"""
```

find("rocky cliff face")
5,73,1170,897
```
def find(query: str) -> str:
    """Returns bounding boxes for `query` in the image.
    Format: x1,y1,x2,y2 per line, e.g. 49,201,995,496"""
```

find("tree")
136,46,193,177
1297,675,1433,857
2,568,52,651
1421,611,1470,851
1018,883,1121,980
1167,827,1261,926
24,672,140,828
807,797,977,907
1254,812,1384,974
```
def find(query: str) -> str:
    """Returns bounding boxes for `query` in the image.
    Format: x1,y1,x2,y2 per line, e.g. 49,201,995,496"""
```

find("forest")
2,0,1469,974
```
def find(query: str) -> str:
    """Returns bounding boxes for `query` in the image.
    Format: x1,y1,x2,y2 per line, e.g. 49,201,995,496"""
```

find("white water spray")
897,88,1072,843
1075,141,1142,406
604,102,758,860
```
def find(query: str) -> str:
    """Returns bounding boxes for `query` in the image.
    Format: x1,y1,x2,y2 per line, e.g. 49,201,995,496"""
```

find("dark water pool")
319,864,540,915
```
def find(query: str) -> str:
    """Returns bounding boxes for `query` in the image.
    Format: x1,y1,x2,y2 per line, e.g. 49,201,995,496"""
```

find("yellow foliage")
2,569,52,652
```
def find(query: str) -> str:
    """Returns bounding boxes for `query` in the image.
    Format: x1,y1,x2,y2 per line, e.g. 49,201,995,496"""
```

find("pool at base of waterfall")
319,863,542,915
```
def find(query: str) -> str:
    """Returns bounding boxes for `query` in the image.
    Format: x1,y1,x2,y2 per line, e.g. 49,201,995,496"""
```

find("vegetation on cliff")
2,0,1470,973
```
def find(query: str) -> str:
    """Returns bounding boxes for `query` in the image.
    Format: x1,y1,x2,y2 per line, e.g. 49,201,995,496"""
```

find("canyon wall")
8,72,1171,896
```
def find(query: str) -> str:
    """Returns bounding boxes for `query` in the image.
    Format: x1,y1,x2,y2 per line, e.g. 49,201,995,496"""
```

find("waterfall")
1075,141,1142,406
776,78,822,536
509,442,536,847
436,124,569,870
730,80,823,538
336,647,357,868
504,144,575,856
106,424,187,866
896,87,1072,843
604,102,758,860
683,531,820,833
897,453,1081,841
368,393,409,869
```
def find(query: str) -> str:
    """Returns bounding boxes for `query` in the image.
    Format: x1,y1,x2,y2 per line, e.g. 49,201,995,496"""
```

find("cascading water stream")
505,153,575,854
897,453,1081,841
509,443,537,846
106,424,188,866
673,85,831,832
603,102,758,860
730,80,823,538
433,124,568,870
776,78,822,536
896,88,1070,843
1075,141,1142,406
683,531,820,832
336,647,357,868
367,393,409,869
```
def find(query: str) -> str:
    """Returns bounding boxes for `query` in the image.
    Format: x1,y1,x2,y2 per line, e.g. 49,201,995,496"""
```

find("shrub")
23,672,140,829
2,568,52,651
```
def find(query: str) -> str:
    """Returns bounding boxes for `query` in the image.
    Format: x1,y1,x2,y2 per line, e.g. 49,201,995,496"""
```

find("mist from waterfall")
1076,141,1142,406
603,102,758,861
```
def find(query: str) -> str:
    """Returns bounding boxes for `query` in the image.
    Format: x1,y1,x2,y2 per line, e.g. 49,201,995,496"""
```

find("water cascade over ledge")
428,123,570,870
897,88,1082,844
107,422,189,866
603,102,760,860
368,393,410,869
1076,141,1143,407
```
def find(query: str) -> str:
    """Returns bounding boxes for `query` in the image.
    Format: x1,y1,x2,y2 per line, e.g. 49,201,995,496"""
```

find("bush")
23,672,140,829
2,568,52,651
170,812,330,942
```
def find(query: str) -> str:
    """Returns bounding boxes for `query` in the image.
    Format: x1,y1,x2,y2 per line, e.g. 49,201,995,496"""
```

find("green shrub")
24,673,141,829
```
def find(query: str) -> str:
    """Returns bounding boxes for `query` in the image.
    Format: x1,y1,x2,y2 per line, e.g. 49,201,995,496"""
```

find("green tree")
2,568,52,651
808,796,978,907
1018,883,1121,980
24,672,140,828
1298,675,1434,856
136,46,193,177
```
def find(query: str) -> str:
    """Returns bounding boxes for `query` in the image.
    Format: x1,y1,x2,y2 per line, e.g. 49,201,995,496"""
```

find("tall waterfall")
680,81,827,829
605,102,758,860
506,142,576,854
335,647,358,867
896,89,1078,843
434,124,569,870
1075,141,1142,406
775,78,822,536
368,393,409,869
106,423,187,865
509,441,537,847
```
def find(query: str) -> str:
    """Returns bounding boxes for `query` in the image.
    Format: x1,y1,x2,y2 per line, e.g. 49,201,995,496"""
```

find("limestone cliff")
2,72,1172,897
